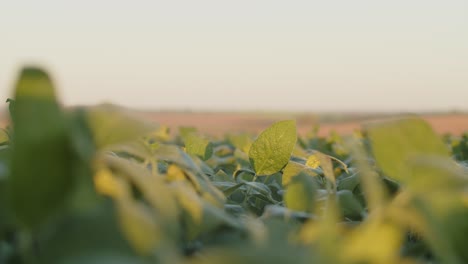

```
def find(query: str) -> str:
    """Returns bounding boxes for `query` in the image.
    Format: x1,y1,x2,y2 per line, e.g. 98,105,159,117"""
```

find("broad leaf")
284,172,317,213
9,67,74,227
282,161,317,186
249,120,297,176
184,134,213,160
366,117,450,181
86,104,156,149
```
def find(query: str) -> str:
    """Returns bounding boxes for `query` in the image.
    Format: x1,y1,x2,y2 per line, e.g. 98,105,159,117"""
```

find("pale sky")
1,0,467,112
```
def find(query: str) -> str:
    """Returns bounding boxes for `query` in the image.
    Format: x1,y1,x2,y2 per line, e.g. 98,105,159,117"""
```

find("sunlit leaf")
184,133,213,160
94,168,129,199
282,161,317,186
305,154,320,169
109,140,153,161
0,129,8,145
366,117,450,182
166,164,187,182
99,155,179,237
342,218,403,264
86,104,157,149
117,199,160,255
314,152,335,187
171,182,203,239
249,120,297,176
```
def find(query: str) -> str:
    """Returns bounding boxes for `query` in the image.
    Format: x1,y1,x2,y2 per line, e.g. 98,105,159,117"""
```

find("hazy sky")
1,0,467,112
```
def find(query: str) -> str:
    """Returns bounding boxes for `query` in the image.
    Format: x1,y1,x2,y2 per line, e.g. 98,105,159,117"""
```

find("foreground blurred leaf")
86,104,157,149
367,117,468,263
249,120,297,176
94,168,159,254
337,190,364,220
405,157,468,264
366,117,450,182
117,199,160,256
36,202,150,264
342,218,403,264
314,152,335,187
0,129,8,145
8,67,74,227
171,182,203,239
100,155,179,228
285,172,317,213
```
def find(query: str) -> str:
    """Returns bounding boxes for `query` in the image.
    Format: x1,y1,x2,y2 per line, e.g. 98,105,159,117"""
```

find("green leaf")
282,161,317,186
337,190,364,220
243,182,272,197
36,202,150,264
366,117,450,182
86,104,157,149
284,172,317,213
9,67,74,227
249,120,297,176
337,174,360,192
184,134,213,160
117,199,161,255
101,155,179,227
213,170,234,182
179,126,197,140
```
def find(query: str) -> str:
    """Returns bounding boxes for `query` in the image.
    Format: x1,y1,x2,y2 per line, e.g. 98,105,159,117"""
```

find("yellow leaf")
86,104,157,149
0,129,8,144
151,125,171,141
306,155,320,169
386,190,428,236
315,152,335,185
342,219,403,264
100,155,179,229
94,168,128,199
117,200,160,255
166,164,186,182
284,173,316,213
282,161,317,186
172,183,203,239
298,221,321,244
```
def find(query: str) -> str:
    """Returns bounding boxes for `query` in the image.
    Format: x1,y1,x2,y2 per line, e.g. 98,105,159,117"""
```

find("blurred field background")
3,108,467,136
131,111,468,136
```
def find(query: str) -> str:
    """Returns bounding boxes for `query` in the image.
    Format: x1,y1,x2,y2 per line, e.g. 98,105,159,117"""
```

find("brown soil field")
1,111,468,137
139,112,468,137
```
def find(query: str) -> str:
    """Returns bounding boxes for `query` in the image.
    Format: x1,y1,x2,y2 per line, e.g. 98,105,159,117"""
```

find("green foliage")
366,117,450,181
249,120,297,176
284,172,317,213
2,68,468,264
8,68,74,228
183,133,213,161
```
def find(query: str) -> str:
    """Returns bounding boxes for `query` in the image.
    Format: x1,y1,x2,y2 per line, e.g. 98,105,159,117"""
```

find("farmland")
138,111,468,136
2,107,468,137
1,68,468,264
